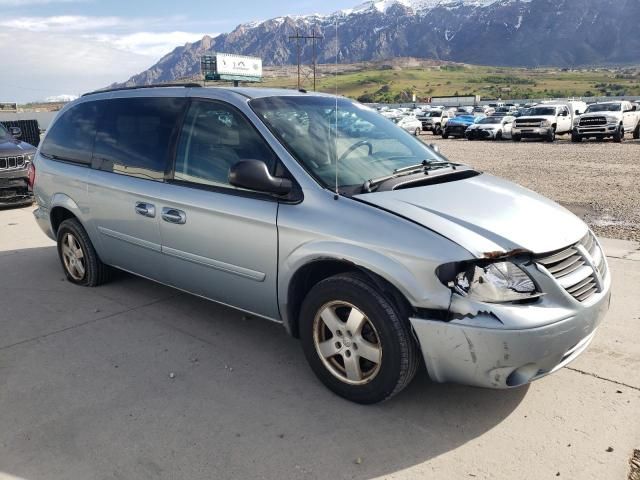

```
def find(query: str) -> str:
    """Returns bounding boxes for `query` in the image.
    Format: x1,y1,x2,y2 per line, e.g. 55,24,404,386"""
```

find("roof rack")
82,82,203,97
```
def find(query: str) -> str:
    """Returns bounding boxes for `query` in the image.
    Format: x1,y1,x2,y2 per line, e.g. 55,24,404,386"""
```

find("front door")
157,99,281,320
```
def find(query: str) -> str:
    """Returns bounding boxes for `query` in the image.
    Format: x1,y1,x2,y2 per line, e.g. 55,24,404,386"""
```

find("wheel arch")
280,243,423,338
49,193,83,235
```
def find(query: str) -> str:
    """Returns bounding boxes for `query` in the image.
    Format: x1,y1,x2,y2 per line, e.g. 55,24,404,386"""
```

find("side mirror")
575,110,580,115
429,144,440,153
9,127,21,138
229,160,292,195
560,111,568,117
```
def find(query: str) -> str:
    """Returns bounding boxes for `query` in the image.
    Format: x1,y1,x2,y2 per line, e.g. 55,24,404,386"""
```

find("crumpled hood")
355,173,587,258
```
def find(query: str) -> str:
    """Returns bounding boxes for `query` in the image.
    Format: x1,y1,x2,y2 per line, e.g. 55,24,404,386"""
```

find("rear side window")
40,102,98,165
93,97,186,181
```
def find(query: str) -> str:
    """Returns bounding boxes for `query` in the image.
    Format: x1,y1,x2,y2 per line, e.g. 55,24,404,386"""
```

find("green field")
261,63,640,102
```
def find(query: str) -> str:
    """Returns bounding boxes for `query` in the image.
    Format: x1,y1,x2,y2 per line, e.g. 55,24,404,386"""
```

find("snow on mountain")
116,0,640,87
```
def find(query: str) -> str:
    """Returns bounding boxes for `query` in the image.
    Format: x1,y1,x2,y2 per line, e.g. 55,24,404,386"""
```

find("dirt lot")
422,135,640,242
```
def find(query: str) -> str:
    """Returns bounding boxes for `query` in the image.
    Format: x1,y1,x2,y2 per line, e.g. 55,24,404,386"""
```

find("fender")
278,239,453,333
50,192,83,220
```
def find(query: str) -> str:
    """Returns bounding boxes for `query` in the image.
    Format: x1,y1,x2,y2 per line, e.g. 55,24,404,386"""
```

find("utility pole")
288,28,323,91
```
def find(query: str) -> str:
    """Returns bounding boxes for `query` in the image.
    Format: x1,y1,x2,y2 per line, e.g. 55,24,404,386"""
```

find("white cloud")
88,31,212,58
0,15,214,102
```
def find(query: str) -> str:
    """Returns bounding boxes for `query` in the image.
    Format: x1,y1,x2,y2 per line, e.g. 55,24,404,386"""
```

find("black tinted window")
174,100,277,188
93,97,186,181
40,102,98,165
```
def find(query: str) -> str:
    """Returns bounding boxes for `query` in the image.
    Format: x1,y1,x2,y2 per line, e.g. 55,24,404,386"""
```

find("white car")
392,116,422,136
465,115,515,140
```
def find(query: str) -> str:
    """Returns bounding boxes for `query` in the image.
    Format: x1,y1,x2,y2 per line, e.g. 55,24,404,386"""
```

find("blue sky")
0,0,360,102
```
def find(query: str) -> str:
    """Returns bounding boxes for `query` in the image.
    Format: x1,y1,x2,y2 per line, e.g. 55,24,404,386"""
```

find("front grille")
537,232,607,303
579,116,607,127
0,155,26,171
515,119,543,128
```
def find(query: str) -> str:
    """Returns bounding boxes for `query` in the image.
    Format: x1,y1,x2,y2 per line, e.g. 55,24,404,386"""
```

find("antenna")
334,17,339,200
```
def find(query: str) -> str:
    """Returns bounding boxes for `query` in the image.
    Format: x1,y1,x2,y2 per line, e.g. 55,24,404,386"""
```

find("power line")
288,27,323,91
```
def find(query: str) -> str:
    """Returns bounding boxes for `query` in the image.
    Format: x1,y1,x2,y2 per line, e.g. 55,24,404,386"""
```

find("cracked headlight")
449,262,540,303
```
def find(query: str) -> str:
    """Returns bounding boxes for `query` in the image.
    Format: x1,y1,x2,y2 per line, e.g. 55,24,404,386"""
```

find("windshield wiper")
362,160,457,193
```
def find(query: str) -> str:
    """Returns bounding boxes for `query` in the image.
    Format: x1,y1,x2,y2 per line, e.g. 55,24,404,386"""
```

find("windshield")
0,123,12,141
585,103,622,113
429,111,442,117
250,96,444,191
477,117,500,125
528,107,557,116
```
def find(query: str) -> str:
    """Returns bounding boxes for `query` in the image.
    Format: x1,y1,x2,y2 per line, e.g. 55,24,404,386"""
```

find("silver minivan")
31,86,610,404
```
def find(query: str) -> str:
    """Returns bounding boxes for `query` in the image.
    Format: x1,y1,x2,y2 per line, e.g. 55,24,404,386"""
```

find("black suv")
0,123,36,207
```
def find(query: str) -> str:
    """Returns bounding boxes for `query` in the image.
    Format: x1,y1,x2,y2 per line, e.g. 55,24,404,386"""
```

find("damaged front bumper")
0,170,33,207
410,283,611,389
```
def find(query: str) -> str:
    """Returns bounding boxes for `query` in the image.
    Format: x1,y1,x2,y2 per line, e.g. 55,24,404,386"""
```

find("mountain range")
118,0,640,87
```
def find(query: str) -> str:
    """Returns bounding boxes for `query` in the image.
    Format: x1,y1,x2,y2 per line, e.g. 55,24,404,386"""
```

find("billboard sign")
0,102,18,112
201,53,262,82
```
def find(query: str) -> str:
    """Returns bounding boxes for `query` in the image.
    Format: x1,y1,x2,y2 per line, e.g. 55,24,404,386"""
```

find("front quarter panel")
277,189,472,331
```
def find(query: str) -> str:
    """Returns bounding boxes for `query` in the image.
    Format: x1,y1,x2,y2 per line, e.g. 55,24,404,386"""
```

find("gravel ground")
422,134,640,242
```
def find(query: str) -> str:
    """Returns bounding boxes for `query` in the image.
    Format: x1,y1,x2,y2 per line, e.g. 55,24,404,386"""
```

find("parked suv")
418,109,455,135
572,101,640,142
32,86,610,403
511,103,575,142
0,123,36,207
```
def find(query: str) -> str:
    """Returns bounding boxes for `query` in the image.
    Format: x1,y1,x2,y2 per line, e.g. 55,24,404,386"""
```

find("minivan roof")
82,84,332,100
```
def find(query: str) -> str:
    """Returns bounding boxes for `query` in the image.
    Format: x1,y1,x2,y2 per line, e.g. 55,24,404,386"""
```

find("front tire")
442,131,449,139
495,130,503,141
512,134,521,142
634,123,640,140
57,218,111,286
571,132,582,143
414,127,420,136
546,128,556,142
299,272,419,404
613,124,624,143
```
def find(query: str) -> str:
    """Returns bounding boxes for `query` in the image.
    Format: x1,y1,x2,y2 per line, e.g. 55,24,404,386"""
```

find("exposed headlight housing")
540,120,551,127
447,262,540,303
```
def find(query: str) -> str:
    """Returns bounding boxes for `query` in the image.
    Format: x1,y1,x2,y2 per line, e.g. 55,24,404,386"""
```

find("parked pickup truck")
511,103,575,142
0,124,36,207
572,101,640,142
418,109,456,135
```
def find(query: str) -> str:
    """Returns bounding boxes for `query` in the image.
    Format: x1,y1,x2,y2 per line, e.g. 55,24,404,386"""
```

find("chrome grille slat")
571,280,598,298
576,287,598,302
538,247,577,265
537,232,607,303
566,276,595,294
546,255,585,276
0,155,25,171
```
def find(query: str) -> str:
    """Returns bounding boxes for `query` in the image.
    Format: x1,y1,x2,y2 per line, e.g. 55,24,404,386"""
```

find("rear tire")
57,218,111,287
299,272,419,404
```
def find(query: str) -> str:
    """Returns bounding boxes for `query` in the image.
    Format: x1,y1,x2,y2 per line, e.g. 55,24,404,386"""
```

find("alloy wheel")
312,301,382,385
61,233,86,281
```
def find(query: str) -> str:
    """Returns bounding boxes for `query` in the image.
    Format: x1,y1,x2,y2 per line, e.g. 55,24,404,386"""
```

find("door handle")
135,202,156,218
161,207,187,225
